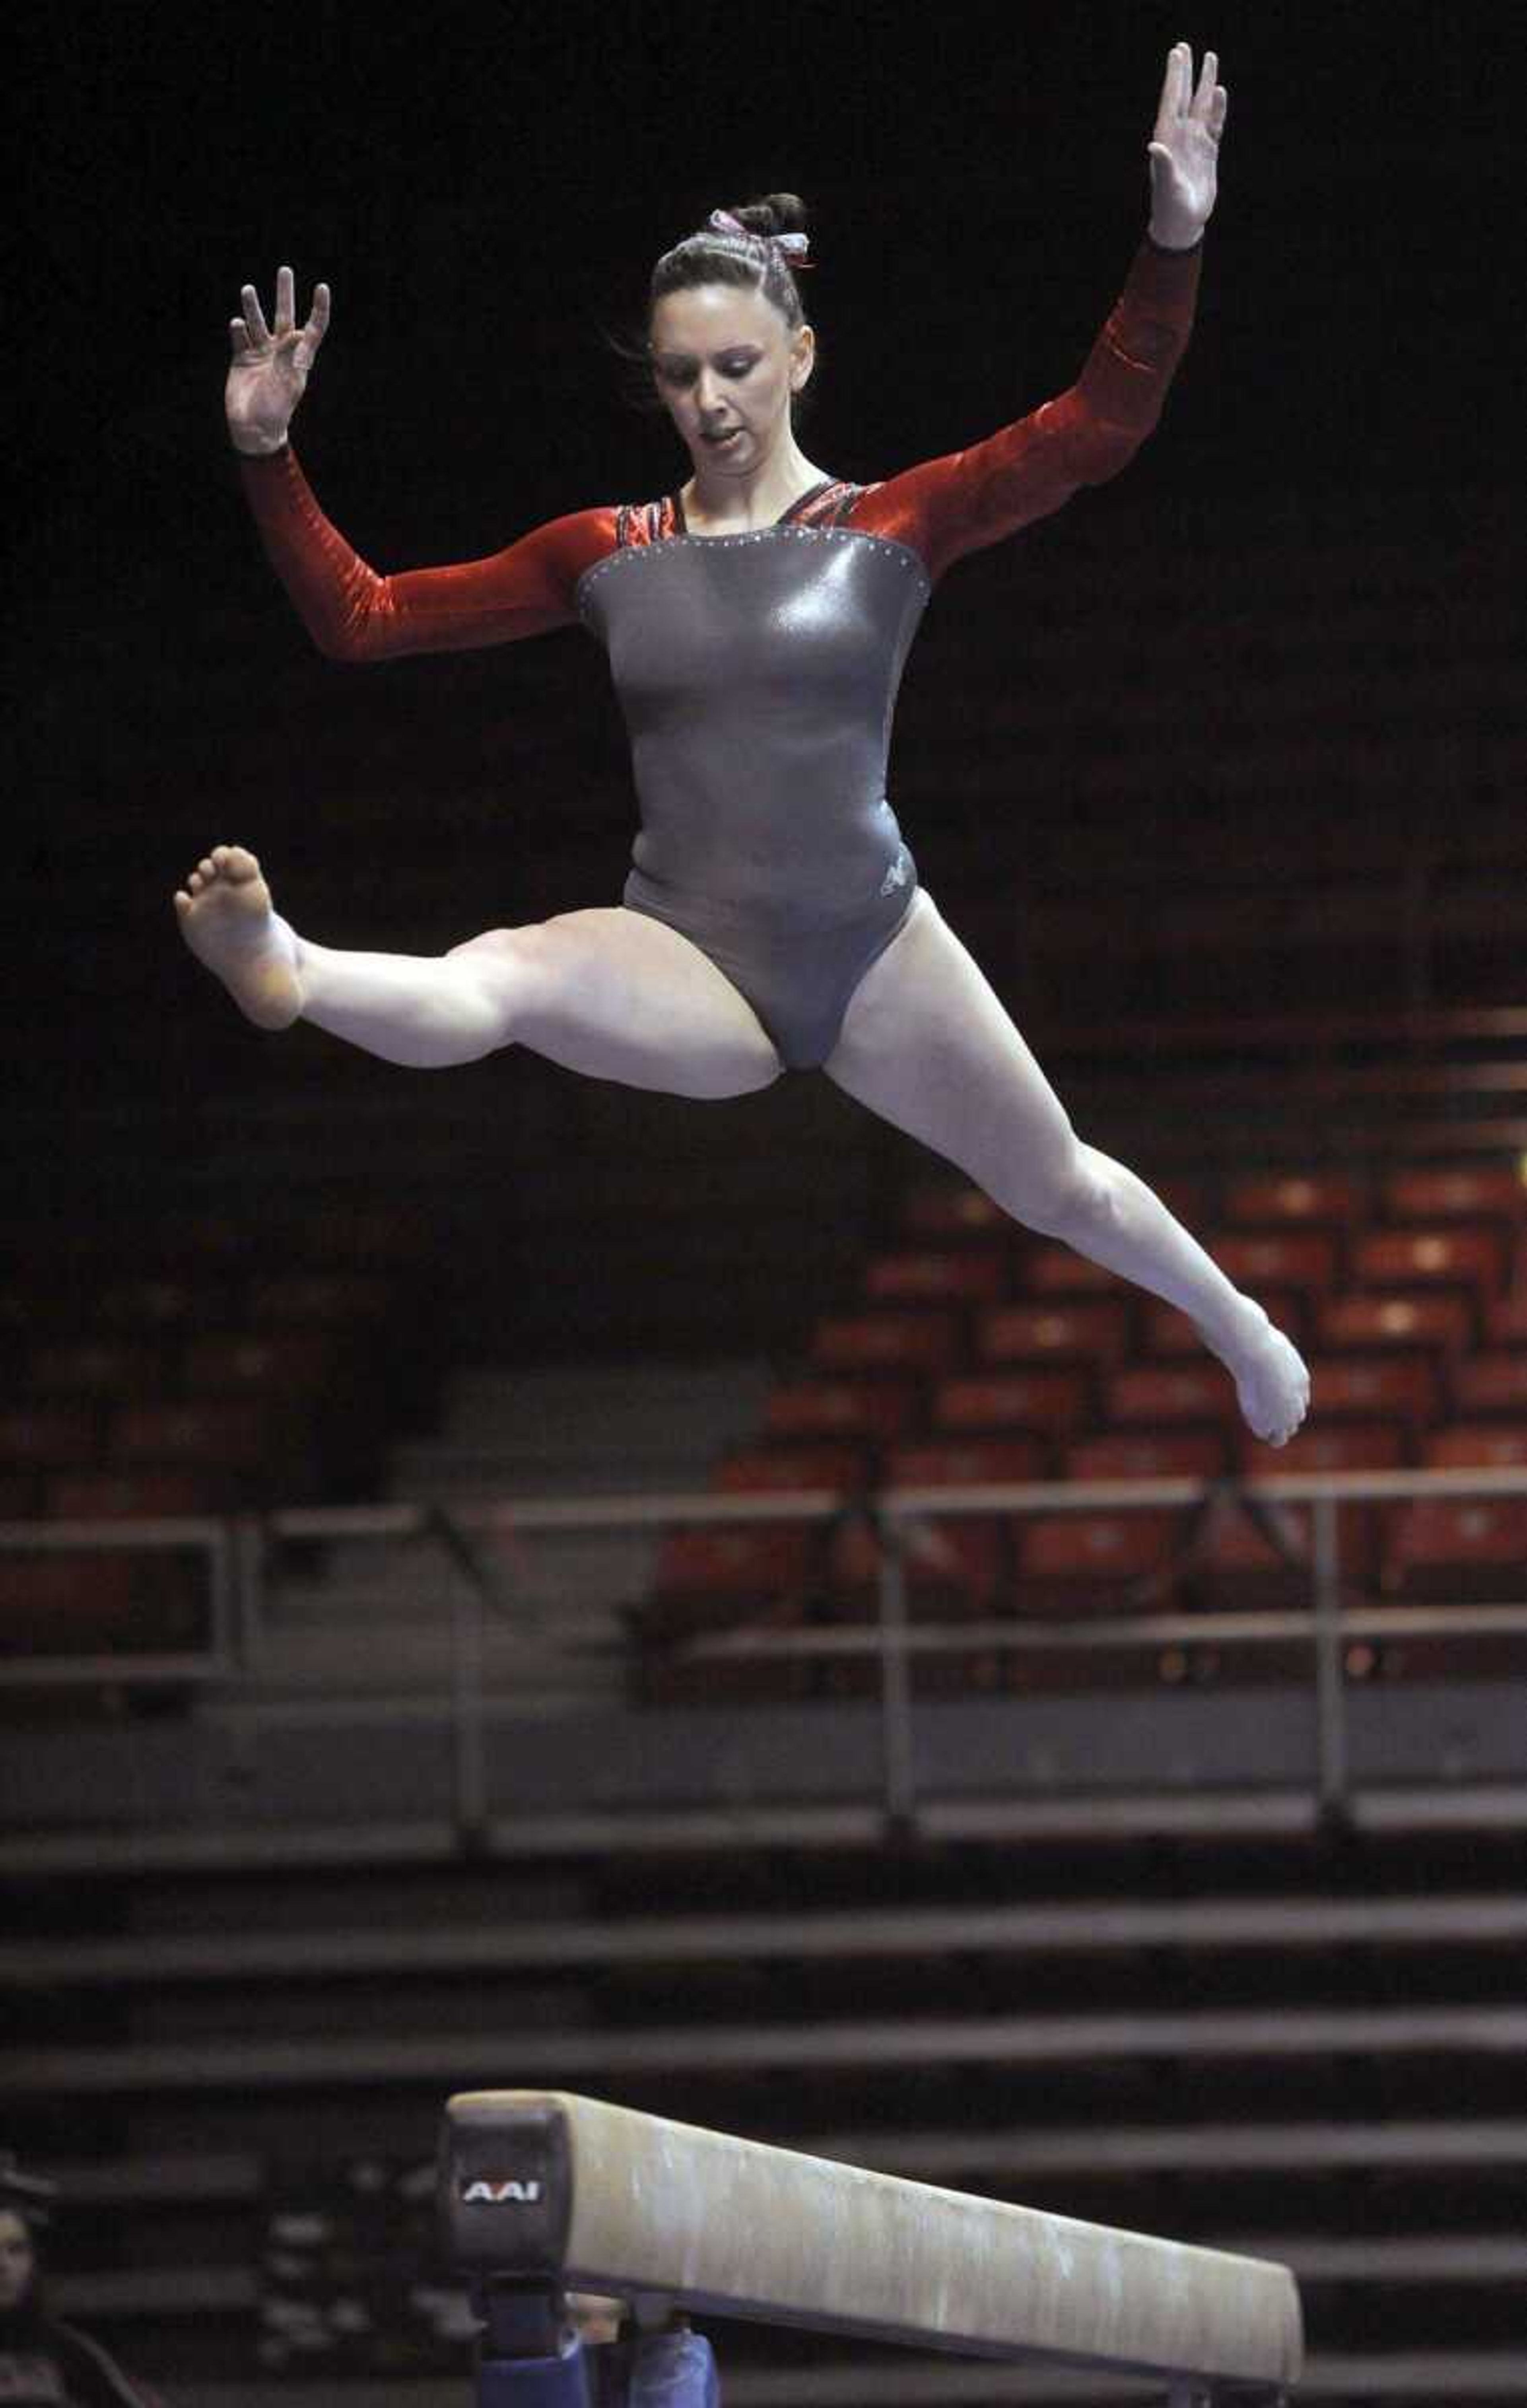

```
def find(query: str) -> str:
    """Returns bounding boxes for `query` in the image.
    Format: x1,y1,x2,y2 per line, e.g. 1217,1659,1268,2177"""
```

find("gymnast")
178,40,1309,1446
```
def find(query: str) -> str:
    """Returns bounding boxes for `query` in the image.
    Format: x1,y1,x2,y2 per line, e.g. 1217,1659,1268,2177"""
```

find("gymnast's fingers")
1152,41,1189,143
301,280,332,358
241,281,272,350
1191,49,1220,122
274,263,296,338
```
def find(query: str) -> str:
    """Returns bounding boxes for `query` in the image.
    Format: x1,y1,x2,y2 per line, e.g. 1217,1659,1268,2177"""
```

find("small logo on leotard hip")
880,847,910,896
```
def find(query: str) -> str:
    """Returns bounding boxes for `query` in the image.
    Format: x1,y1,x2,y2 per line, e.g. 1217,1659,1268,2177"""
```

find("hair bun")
720,192,808,240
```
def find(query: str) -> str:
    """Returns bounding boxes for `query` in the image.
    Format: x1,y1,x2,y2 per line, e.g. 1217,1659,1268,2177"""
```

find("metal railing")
4,1467,1525,1830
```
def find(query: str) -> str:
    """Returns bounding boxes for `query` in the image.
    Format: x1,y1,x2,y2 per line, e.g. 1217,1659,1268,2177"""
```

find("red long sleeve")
237,444,618,659
849,235,1203,583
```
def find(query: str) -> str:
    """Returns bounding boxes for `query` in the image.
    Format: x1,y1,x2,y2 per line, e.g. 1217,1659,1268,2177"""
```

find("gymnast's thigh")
461,906,784,1099
821,888,1079,1205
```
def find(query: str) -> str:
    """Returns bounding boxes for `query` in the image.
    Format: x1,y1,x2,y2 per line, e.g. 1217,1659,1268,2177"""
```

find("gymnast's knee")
997,1137,1119,1244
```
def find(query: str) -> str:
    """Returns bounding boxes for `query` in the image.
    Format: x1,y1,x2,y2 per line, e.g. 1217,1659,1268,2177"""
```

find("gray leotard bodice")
575,525,932,924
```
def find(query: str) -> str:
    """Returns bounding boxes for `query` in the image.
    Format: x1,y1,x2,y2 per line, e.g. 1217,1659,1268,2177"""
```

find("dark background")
13,0,1514,1331
21,0,1507,545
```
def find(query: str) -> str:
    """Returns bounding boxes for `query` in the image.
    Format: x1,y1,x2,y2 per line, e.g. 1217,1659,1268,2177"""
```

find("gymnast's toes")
173,843,303,1030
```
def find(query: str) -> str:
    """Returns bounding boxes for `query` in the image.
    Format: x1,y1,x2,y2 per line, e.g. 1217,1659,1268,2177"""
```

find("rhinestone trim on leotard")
574,524,931,624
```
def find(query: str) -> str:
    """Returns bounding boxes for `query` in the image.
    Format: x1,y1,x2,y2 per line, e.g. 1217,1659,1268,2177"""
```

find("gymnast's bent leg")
822,891,1309,1445
173,843,782,1100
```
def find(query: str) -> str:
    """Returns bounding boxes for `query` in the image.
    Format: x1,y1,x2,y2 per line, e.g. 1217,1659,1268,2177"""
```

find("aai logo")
461,2177,544,2206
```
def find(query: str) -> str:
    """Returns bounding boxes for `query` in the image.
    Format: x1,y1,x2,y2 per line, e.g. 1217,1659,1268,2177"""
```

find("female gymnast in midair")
177,41,1310,1447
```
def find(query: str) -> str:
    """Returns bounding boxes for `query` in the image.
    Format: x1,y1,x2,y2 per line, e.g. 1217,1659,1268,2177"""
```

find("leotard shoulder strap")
616,477,866,547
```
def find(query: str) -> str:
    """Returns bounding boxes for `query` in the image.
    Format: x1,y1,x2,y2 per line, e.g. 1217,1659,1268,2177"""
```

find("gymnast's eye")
653,352,760,386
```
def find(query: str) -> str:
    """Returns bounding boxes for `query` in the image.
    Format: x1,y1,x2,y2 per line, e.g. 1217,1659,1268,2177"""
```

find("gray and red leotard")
237,234,1201,1068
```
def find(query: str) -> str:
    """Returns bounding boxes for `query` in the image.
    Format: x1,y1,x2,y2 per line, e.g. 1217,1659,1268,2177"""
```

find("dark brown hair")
605,192,820,428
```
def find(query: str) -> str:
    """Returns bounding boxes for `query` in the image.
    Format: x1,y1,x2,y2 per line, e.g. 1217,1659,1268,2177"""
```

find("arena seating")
637,1162,1527,1706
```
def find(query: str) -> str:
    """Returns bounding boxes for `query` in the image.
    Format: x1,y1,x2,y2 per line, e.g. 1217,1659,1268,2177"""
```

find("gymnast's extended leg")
173,844,783,1099
823,891,1309,1444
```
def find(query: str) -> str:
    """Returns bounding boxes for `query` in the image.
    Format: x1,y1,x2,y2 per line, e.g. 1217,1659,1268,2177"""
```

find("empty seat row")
902,1166,1527,1238
641,1495,1527,1621
761,1362,1527,1457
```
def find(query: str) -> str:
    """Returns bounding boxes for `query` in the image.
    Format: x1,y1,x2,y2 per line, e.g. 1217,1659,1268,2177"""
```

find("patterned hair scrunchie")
707,207,812,266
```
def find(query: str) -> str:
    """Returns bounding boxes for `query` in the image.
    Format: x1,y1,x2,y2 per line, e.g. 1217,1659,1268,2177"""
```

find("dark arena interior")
5,8,1523,2407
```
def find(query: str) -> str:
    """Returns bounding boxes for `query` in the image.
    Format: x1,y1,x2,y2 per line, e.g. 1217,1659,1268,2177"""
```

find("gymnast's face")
648,282,814,475
0,2212,36,2312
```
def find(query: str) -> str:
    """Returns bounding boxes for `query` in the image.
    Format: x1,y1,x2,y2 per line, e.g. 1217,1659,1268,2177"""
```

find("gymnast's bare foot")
1201,1297,1311,1447
173,844,302,1030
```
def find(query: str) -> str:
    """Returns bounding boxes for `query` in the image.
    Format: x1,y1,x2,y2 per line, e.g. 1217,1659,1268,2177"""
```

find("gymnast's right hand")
226,264,330,456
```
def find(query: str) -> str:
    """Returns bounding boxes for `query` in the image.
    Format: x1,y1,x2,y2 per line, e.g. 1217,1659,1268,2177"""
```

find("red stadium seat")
639,1512,834,1700
1381,1166,1525,1226
847,1442,1032,1656
885,1436,1049,1486
1381,1496,1527,1636
1303,1351,1441,1439
1222,1174,1368,1228
1349,1227,1508,1306
1104,1362,1238,1429
1453,1351,1527,1416
1192,1490,1318,1600
1424,1423,1527,1470
1315,1292,1474,1355
1236,1423,1407,1596
1239,1420,1408,1477
901,1184,1007,1238
864,1248,1007,1303
1191,1487,1379,1603
931,1369,1092,1438
809,1311,960,1375
1065,1430,1229,1481
829,1512,1006,1609
765,1379,919,1443
1483,1290,1527,1347
1212,1230,1341,1297
1012,1244,1127,1298
977,1299,1133,1368
1012,1508,1185,1607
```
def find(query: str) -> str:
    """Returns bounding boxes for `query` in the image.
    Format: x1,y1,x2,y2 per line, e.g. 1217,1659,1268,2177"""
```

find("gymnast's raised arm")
862,43,1229,586
226,266,614,659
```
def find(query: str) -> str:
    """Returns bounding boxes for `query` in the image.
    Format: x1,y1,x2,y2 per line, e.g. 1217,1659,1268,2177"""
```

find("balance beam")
440,2091,1301,2400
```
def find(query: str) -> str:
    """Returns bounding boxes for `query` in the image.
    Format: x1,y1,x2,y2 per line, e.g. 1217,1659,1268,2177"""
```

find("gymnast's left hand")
1146,41,1228,250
